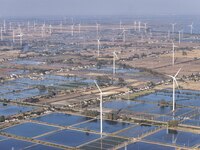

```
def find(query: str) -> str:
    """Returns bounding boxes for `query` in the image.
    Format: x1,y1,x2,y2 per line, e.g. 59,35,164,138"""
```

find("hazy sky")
0,0,200,17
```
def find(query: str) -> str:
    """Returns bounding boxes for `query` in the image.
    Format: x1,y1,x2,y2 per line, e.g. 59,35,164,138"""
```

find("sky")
0,0,200,17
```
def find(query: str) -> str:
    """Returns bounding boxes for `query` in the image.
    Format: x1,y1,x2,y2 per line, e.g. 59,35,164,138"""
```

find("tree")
118,77,126,87
96,75,111,86
0,116,5,122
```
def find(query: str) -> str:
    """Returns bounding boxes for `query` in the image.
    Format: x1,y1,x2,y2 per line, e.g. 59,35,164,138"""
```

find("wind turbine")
189,23,193,34
9,22,12,31
178,31,181,44
168,30,171,40
172,42,178,66
78,23,81,34
134,21,137,31
41,25,45,37
113,51,119,76
144,23,147,33
3,20,6,33
96,23,100,36
60,21,63,32
122,28,127,42
171,23,176,35
0,27,3,41
34,21,36,31
94,80,103,138
17,32,23,46
12,30,15,43
167,68,181,112
49,24,52,35
120,20,122,30
138,21,141,32
97,37,101,57
71,24,74,36
27,21,30,32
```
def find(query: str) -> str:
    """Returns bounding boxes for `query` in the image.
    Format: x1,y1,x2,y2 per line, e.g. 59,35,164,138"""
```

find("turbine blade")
174,78,179,88
174,68,182,78
94,80,102,94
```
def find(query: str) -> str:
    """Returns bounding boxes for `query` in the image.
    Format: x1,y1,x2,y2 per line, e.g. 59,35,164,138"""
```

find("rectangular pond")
118,142,175,150
0,103,35,116
135,89,200,107
0,138,33,150
32,113,93,127
117,124,158,138
37,129,100,147
24,144,64,150
144,129,200,147
80,136,128,150
2,122,59,138
73,119,133,133
0,88,48,101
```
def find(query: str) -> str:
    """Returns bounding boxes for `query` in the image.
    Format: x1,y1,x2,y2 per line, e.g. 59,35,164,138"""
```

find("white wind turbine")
71,24,74,36
167,68,181,112
60,21,63,32
189,23,193,34
12,30,15,43
27,21,30,32
17,32,23,46
96,23,100,36
41,23,46,37
49,25,52,35
113,51,119,76
0,27,3,41
134,21,137,31
168,30,171,40
138,21,141,32
144,23,147,33
171,23,176,35
78,23,81,34
120,20,122,30
3,20,6,33
34,21,36,31
9,22,12,31
178,31,181,44
94,80,103,138
122,28,127,42
172,42,178,66
97,37,101,57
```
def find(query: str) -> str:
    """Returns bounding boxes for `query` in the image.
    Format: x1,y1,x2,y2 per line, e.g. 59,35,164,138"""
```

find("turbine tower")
138,21,141,32
49,25,52,35
113,51,119,76
122,28,127,43
27,21,30,32
0,27,3,41
71,24,74,36
97,37,101,57
94,80,103,138
34,21,36,31
3,20,6,33
189,23,193,34
17,32,23,46
78,23,81,34
96,23,100,36
172,42,177,66
144,23,147,33
9,22,12,31
134,21,137,31
167,68,181,112
171,23,176,35
120,20,122,30
178,31,181,44
12,30,15,43
60,21,63,32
